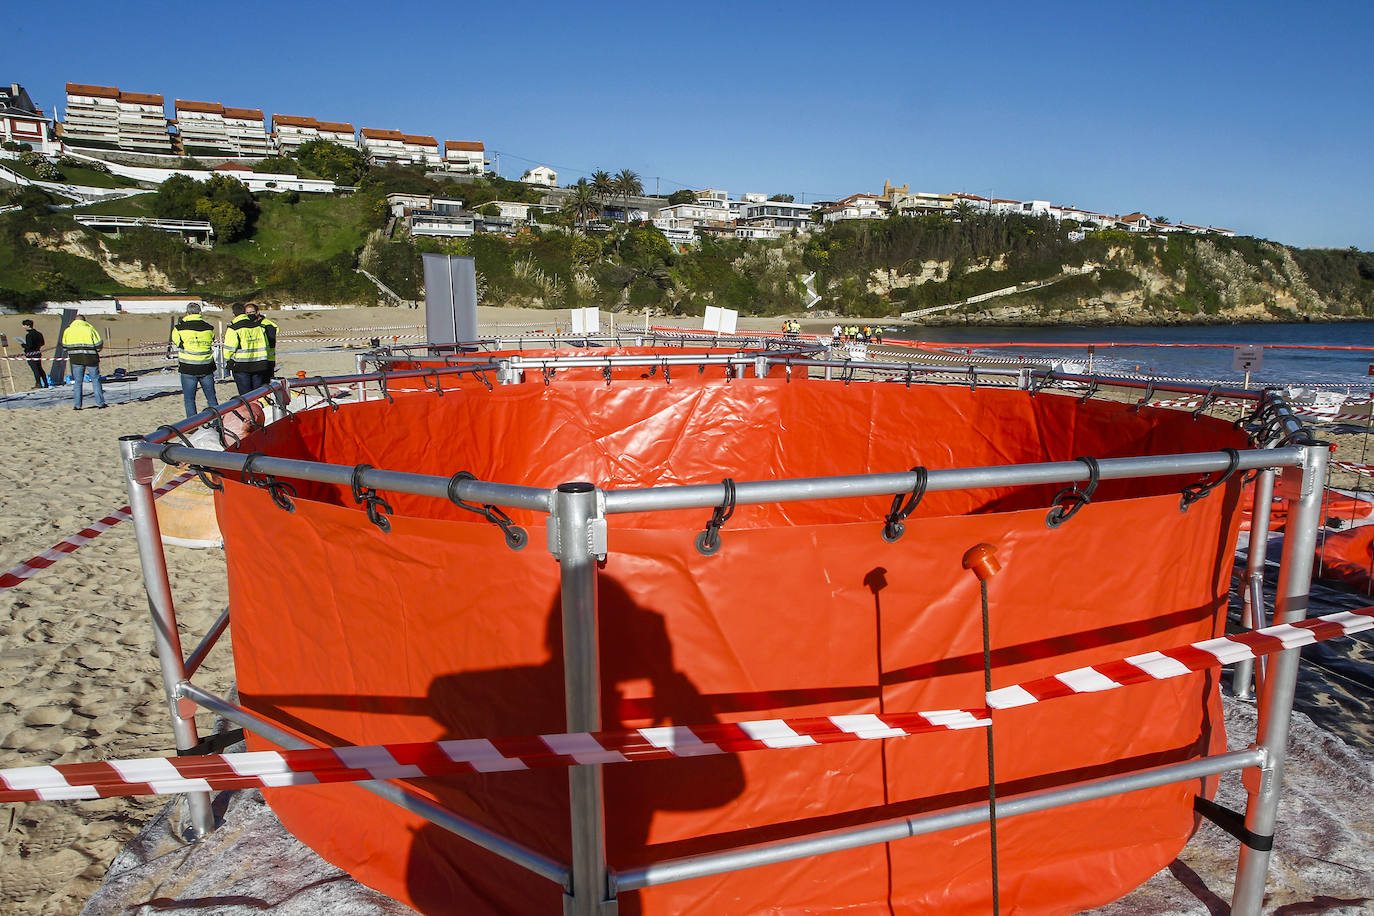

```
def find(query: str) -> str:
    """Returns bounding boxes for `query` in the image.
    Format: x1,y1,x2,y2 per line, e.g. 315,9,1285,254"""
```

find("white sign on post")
703,306,722,334
1232,346,1263,372
570,307,599,335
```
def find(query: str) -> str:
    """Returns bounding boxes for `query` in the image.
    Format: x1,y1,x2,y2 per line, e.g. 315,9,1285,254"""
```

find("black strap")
446,472,528,550
350,463,393,533
155,425,223,492
1079,378,1100,405
1193,796,1275,851
1180,448,1241,512
1029,369,1055,398
1192,385,1221,419
696,478,736,556
240,451,296,512
883,467,927,542
1046,457,1100,528
178,729,246,757
1129,381,1156,413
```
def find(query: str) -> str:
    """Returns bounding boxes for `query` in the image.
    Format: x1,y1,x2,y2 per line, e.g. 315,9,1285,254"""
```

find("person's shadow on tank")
405,575,745,916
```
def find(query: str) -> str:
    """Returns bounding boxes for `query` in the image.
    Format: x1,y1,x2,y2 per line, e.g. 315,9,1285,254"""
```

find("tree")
667,189,696,205
590,170,614,209
564,179,600,231
294,139,368,185
768,193,794,203
196,198,247,242
613,168,642,224
152,174,204,219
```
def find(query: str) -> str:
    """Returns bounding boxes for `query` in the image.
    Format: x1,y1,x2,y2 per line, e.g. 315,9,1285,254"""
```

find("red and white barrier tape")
1,607,1367,803
1331,460,1374,478
0,472,193,594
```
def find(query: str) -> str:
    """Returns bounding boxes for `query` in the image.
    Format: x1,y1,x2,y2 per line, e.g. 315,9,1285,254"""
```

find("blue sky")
8,0,1372,249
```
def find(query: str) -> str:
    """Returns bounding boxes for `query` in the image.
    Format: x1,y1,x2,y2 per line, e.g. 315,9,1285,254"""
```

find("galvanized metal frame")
118,356,1325,916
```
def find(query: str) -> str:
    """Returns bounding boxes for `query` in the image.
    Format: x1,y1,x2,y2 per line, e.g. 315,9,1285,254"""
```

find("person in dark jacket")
170,303,219,417
20,319,49,388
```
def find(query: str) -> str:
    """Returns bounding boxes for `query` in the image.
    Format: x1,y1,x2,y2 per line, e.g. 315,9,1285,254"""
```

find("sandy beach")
0,303,1369,914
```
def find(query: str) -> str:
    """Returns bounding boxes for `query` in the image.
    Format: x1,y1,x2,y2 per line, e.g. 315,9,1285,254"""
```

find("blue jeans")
181,372,219,418
71,363,105,409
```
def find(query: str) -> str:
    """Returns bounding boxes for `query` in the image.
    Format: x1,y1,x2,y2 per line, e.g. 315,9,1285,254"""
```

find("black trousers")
27,358,49,387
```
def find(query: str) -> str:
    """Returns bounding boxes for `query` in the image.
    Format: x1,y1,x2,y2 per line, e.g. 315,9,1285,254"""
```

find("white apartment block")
444,140,486,174
892,191,955,216
360,128,440,166
521,165,557,186
272,115,357,154
175,100,271,157
738,199,814,232
64,83,171,153
0,83,53,152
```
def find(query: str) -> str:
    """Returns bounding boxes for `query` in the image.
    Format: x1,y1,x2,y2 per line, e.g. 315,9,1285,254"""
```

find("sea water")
884,322,1374,389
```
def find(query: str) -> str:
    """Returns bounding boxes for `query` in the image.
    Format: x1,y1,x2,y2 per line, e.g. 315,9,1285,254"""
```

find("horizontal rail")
177,682,572,889
614,747,1266,892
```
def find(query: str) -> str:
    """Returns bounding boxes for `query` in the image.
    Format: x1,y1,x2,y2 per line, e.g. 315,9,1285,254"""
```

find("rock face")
82,698,1371,915
24,230,179,290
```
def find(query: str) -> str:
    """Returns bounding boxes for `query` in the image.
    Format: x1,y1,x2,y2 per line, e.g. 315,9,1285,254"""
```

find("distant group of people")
781,319,802,336
832,324,882,343
8,302,278,416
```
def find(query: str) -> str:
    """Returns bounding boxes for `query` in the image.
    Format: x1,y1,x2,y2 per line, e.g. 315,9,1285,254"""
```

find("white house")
444,140,486,174
521,165,557,186
360,128,407,164
738,199,814,232
892,191,955,216
401,134,441,166
820,193,887,222
0,83,54,152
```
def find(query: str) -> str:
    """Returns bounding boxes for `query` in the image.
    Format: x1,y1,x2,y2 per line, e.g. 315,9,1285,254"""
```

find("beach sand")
0,304,1369,914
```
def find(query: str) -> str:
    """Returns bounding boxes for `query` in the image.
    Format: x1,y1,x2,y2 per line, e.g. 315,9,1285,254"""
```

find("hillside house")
362,128,439,165
1116,212,1152,232
444,140,486,174
0,83,54,152
892,191,955,216
820,193,888,222
738,198,814,232
521,165,557,186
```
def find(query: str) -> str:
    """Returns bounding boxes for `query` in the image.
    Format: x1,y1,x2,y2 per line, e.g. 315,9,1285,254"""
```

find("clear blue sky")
8,0,1372,249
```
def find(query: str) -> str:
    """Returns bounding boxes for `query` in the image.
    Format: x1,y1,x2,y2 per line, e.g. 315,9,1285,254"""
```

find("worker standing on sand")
171,303,219,418
223,303,271,395
246,303,278,378
61,313,106,410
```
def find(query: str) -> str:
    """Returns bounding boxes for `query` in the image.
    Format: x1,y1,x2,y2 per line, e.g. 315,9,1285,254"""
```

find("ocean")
883,321,1374,389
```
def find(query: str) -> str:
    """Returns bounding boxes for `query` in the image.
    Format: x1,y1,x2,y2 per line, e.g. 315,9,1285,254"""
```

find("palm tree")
564,179,599,232
590,170,614,214
613,168,642,224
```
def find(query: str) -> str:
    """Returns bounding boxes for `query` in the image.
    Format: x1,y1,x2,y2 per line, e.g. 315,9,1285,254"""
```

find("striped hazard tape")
1,607,1368,804
0,472,193,594
1331,460,1374,478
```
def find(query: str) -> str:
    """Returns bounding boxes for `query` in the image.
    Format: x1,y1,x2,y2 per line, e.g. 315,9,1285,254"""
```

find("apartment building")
0,83,52,151
360,128,440,166
444,140,486,174
63,83,171,153
272,115,357,154
174,100,271,157
738,198,814,232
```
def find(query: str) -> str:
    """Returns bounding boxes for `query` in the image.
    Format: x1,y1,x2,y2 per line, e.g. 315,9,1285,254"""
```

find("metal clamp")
447,472,528,550
1046,456,1100,528
240,451,296,512
1078,378,1100,405
882,466,928,542
695,478,736,556
1192,385,1220,419
1029,369,1056,398
1129,381,1156,413
350,463,393,532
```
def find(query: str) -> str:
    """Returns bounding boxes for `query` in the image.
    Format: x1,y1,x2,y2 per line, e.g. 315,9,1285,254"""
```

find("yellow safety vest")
224,317,268,366
259,316,278,363
171,317,216,372
61,320,102,364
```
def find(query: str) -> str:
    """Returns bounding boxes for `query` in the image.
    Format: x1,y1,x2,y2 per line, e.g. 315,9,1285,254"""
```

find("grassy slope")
72,194,157,217
216,192,373,265
5,160,139,189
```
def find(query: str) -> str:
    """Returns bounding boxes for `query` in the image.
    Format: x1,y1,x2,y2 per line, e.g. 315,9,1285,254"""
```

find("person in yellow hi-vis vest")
246,302,278,377
223,302,271,395
171,303,219,418
61,313,106,410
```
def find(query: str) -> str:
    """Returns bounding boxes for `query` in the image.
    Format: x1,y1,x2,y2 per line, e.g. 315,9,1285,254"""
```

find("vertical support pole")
1231,443,1327,915
355,353,368,404
118,436,215,840
553,482,617,916
1233,468,1276,699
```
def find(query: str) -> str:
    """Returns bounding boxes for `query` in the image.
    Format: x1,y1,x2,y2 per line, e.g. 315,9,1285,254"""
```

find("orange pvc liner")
216,378,1246,915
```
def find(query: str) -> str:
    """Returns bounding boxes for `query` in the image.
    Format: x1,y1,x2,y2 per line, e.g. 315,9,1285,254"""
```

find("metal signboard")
422,254,478,346
1232,346,1263,372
